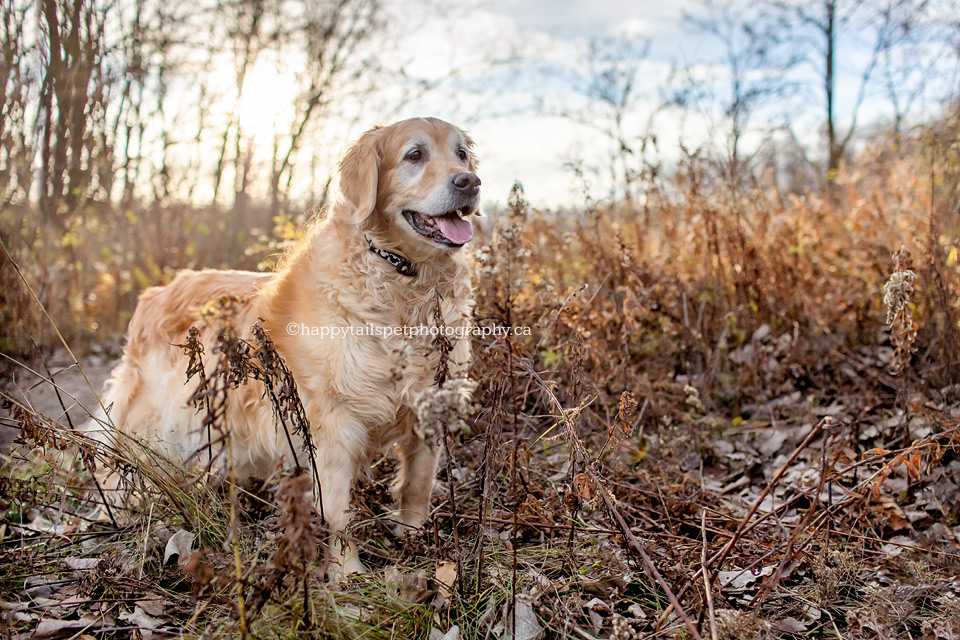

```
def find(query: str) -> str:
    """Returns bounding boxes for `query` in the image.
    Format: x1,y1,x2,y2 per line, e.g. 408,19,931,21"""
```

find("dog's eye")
457,148,468,162
405,149,422,162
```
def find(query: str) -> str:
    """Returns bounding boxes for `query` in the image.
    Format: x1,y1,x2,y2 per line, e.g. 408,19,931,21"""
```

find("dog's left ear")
338,126,383,224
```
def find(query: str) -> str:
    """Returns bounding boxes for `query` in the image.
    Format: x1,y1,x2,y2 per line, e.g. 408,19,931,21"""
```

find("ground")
1,352,114,448
3,174,960,638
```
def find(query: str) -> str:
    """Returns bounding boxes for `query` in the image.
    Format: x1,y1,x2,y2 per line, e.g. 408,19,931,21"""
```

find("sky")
230,0,700,209
224,0,958,211
352,0,703,210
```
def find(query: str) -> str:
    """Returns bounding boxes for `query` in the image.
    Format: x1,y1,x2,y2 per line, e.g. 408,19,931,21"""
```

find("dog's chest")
390,290,471,382
346,286,472,428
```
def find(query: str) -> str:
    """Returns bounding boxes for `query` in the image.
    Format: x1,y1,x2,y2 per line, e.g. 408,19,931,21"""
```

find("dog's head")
337,117,480,255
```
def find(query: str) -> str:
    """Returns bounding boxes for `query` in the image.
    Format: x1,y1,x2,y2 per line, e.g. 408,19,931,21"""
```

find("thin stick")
139,500,155,581
508,338,520,640
472,410,495,597
657,418,829,628
701,511,718,640
436,511,619,535
442,419,464,598
711,418,827,571
589,468,704,640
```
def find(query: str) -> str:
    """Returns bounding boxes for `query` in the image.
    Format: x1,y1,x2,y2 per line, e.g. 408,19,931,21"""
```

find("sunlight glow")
237,57,300,144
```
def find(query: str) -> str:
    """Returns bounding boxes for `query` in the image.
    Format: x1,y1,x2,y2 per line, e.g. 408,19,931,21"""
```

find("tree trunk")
825,0,840,179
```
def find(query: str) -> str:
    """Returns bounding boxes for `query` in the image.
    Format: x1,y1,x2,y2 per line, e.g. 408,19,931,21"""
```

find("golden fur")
87,118,479,575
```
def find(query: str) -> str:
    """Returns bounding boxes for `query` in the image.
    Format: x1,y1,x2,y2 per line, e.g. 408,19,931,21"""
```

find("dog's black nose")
452,172,481,195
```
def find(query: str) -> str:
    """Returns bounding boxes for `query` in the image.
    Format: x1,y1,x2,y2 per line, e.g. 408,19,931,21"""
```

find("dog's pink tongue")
435,213,473,244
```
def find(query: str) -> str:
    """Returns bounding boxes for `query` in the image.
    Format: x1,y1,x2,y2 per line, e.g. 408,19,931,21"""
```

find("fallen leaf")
429,626,460,640
882,535,917,557
30,615,108,638
18,513,70,537
587,607,603,631
119,605,164,640
63,557,99,572
584,597,610,631
756,428,790,457
718,566,775,591
776,617,808,634
584,597,609,611
869,495,911,531
499,597,544,640
434,561,457,608
136,598,166,617
164,529,195,566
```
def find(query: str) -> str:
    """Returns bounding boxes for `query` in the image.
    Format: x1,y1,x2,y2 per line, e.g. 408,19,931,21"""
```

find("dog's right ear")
338,126,383,225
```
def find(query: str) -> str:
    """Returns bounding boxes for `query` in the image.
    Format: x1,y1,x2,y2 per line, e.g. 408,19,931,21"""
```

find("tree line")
0,0,957,227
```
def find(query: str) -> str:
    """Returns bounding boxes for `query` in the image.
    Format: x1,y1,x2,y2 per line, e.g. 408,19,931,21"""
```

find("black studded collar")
363,233,418,277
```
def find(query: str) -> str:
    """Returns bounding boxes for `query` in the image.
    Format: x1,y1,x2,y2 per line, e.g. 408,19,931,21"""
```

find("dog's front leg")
391,432,441,536
311,428,364,579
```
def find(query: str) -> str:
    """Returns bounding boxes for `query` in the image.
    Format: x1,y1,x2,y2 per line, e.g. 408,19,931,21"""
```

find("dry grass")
2,111,960,638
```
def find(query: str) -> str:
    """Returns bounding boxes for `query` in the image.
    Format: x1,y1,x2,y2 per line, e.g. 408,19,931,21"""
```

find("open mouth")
402,209,474,247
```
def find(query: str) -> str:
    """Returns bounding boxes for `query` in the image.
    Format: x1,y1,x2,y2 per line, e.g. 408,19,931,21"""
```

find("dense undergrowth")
3,111,960,638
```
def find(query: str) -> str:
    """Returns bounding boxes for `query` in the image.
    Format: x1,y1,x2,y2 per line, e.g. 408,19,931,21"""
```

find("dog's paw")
391,522,417,539
389,510,426,538
328,553,366,582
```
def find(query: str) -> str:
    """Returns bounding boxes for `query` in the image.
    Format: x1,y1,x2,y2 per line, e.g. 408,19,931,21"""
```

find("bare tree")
268,0,380,215
0,0,34,207
684,0,799,178
211,0,267,207
37,0,109,228
873,0,959,139
554,35,663,207
766,0,933,180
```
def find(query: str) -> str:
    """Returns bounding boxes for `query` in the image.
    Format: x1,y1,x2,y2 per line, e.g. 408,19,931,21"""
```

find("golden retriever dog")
87,117,479,575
